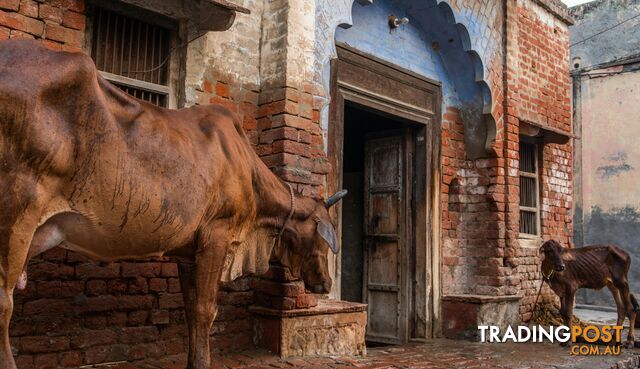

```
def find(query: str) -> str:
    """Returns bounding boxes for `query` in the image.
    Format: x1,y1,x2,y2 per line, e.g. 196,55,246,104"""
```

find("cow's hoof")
624,340,635,349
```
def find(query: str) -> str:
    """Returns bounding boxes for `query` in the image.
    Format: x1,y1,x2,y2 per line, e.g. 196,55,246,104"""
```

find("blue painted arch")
333,0,497,158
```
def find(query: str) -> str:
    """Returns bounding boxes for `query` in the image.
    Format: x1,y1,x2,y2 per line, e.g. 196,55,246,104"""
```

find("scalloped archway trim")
315,0,497,158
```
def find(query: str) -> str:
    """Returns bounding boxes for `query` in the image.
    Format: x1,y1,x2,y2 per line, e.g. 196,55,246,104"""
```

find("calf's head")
276,190,348,294
539,239,566,272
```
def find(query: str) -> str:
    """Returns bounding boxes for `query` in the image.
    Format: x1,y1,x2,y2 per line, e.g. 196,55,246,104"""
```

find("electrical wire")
570,12,640,47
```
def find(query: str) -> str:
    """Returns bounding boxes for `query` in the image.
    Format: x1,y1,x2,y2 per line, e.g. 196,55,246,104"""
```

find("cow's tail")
633,294,640,329
632,294,640,312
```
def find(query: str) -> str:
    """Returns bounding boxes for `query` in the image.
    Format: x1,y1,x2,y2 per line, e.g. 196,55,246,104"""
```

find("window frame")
84,1,185,108
518,137,542,238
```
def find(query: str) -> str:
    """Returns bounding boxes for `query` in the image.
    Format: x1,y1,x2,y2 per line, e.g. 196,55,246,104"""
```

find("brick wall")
1,1,257,367
0,0,84,51
514,0,572,133
506,0,573,320
441,107,505,296
440,0,572,316
12,250,254,368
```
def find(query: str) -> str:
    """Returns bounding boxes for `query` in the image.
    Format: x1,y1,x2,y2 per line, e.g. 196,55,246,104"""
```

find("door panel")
364,134,406,344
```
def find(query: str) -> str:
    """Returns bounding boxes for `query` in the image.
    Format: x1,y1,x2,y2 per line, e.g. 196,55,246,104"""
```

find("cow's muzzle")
308,282,331,294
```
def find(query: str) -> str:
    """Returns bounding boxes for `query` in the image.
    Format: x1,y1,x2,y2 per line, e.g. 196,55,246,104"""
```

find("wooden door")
363,133,407,344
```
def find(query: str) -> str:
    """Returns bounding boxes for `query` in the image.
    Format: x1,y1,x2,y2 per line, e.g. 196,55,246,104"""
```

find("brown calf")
540,240,639,348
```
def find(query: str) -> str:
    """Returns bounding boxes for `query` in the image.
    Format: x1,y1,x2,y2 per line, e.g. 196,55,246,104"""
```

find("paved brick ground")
85,339,640,369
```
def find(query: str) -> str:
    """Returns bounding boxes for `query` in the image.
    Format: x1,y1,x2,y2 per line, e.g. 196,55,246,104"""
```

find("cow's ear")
316,218,339,254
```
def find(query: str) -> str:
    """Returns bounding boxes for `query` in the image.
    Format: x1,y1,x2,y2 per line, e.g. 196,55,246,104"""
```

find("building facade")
571,0,640,306
0,0,573,366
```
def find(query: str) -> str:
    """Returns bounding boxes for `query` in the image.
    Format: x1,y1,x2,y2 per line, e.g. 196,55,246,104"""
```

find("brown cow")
0,39,346,369
540,240,639,348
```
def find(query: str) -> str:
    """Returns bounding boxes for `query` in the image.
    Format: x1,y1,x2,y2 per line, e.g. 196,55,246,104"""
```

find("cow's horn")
325,189,348,208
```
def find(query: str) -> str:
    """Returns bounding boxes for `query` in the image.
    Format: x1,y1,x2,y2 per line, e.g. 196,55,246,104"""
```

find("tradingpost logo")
479,325,624,355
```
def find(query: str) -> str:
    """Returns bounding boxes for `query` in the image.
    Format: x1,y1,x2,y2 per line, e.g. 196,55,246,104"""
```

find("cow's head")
276,190,348,294
539,239,566,272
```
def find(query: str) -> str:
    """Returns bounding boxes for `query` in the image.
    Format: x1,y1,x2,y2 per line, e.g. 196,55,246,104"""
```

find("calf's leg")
559,291,576,327
178,232,228,369
608,284,626,327
558,289,576,346
615,279,636,347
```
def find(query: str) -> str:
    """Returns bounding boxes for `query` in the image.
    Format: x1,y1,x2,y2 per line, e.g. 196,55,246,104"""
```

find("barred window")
90,6,172,107
519,141,540,236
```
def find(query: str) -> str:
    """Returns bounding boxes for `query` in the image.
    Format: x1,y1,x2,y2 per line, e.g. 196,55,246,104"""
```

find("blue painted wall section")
335,0,494,158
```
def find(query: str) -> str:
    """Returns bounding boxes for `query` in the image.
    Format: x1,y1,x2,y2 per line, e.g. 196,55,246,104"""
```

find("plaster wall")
570,0,640,69
575,70,640,305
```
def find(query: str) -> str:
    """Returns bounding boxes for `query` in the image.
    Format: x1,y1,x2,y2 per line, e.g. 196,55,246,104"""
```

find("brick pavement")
82,339,640,369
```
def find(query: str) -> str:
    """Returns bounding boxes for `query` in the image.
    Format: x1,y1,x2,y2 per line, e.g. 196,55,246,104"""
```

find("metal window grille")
91,6,171,107
519,141,539,235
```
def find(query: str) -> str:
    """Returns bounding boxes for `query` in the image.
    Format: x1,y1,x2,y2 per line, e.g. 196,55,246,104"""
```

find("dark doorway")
340,102,421,344
329,46,441,342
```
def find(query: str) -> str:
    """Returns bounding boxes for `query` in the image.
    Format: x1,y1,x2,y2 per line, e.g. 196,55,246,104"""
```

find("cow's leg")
0,288,15,369
0,217,40,369
178,233,228,369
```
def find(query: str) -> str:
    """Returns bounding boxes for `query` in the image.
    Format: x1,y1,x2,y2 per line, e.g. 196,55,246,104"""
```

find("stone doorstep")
251,299,367,358
441,294,522,304
249,299,366,317
441,294,522,341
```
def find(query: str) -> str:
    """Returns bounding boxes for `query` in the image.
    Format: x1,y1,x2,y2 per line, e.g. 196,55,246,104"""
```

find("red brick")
0,9,43,35
167,278,181,293
203,79,213,93
0,25,9,39
149,278,167,292
33,353,57,369
215,81,229,98
128,276,149,294
86,279,107,296
71,329,118,349
23,299,72,315
295,293,318,308
50,0,83,13
38,3,63,23
160,263,178,277
158,293,183,309
76,262,120,279
251,279,305,297
44,22,82,45
117,295,156,310
15,355,35,369
0,0,18,11
59,351,82,367
76,295,118,313
84,344,129,364
61,10,83,30
120,326,159,344
20,336,70,354
128,310,149,325
150,310,170,325
121,262,161,278
18,0,37,17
